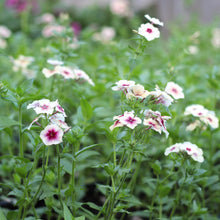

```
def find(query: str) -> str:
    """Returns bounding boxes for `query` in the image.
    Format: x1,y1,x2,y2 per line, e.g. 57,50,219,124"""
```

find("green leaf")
63,203,74,220
0,209,7,220
75,217,85,220
0,116,20,130
80,98,93,120
16,79,34,96
75,144,100,158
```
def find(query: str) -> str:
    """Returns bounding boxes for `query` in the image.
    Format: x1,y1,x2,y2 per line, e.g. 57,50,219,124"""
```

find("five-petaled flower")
165,82,184,99
138,23,160,41
165,142,204,163
144,14,164,26
40,124,64,145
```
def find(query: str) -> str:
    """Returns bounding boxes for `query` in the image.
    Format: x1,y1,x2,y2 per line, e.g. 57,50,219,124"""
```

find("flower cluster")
11,55,36,78
27,99,70,145
184,104,219,130
136,14,163,41
0,25,11,49
42,59,94,86
165,142,204,163
112,80,184,107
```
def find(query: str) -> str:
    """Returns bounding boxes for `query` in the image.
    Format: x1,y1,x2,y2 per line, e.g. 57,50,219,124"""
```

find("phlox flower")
112,80,135,92
42,24,66,38
165,142,204,163
93,26,116,44
42,68,56,78
144,14,164,26
138,23,160,41
110,111,142,130
36,13,55,24
211,28,220,48
0,25,11,38
74,69,95,86
27,99,58,115
143,109,171,138
165,82,184,99
126,84,150,99
110,0,132,17
12,55,34,72
40,124,64,146
186,120,201,131
49,113,70,132
47,59,64,66
149,86,174,107
54,66,76,79
184,104,219,130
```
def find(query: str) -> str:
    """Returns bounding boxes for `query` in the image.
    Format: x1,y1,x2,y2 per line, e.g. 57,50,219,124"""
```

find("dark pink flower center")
146,28,153,33
186,147,191,151
126,117,136,124
63,71,70,75
198,112,203,115
122,84,129,87
46,129,58,140
208,117,212,122
41,104,49,109
57,105,64,112
172,88,178,93
171,146,176,151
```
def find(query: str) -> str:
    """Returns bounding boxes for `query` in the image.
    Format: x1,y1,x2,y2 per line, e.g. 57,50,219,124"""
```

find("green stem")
71,144,76,216
18,103,23,157
113,142,117,168
57,145,63,209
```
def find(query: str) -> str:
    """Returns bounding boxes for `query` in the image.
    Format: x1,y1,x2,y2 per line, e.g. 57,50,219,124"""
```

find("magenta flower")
6,0,38,13
71,22,81,37
40,124,64,146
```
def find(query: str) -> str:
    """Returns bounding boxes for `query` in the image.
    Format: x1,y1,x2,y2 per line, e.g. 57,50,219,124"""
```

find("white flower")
138,23,160,41
54,66,76,79
112,80,135,92
27,99,57,115
47,59,64,66
200,111,219,129
0,25,11,38
143,109,171,138
12,55,34,72
74,69,95,86
42,24,65,38
36,13,55,24
110,111,141,130
165,142,204,163
127,84,150,99
184,104,206,116
211,28,220,48
186,120,201,131
93,26,116,44
165,82,184,99
144,14,164,26
187,45,199,55
110,0,132,17
50,113,70,132
150,86,174,107
40,124,64,145
42,68,56,78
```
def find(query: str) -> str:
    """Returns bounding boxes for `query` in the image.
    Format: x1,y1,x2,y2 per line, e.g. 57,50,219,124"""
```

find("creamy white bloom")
0,38,7,49
138,23,160,41
127,84,150,99
165,82,184,99
54,66,76,79
200,111,219,129
12,55,34,72
165,142,204,163
40,124,64,145
0,25,11,38
186,120,201,131
184,104,206,116
112,80,135,92
211,28,220,48
74,69,95,86
47,59,64,66
144,14,164,26
42,68,56,78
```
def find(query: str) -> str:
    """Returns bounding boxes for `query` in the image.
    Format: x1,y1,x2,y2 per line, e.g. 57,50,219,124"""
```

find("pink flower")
112,80,135,92
49,113,70,132
165,82,184,99
184,104,207,117
74,69,95,86
150,86,174,107
0,25,11,38
138,23,160,41
143,109,171,138
71,22,81,37
40,124,63,145
27,99,57,115
200,111,219,129
54,66,76,79
126,84,150,99
165,142,204,163
110,111,141,130
42,24,65,38
144,14,164,26
42,68,56,78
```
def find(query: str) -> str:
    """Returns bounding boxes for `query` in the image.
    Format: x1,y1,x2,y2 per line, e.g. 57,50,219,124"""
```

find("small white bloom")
42,68,56,78
200,111,219,129
12,55,34,72
211,28,220,48
74,69,95,86
54,66,76,79
112,80,135,92
36,13,55,24
47,59,64,66
128,84,150,99
187,45,199,55
186,120,201,131
0,25,11,38
0,38,7,49
165,82,184,99
138,23,160,41
40,124,64,145
184,104,205,116
144,14,164,26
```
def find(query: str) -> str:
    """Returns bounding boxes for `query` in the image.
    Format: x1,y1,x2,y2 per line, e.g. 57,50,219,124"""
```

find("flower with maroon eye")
137,23,160,41
40,124,64,146
165,82,184,99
